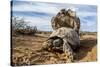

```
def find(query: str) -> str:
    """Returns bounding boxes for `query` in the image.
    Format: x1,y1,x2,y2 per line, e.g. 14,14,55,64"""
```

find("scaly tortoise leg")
63,39,74,63
41,39,54,50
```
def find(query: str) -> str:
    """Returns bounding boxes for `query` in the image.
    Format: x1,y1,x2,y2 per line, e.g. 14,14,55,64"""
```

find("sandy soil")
11,33,97,66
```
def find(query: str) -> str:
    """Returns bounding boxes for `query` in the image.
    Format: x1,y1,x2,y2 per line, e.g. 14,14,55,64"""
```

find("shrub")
12,17,37,36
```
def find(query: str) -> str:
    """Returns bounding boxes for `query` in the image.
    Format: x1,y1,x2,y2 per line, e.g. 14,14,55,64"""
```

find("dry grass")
11,32,97,66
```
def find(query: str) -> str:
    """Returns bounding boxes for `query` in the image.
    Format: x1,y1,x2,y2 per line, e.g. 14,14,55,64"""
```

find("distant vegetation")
12,17,37,36
80,31,97,37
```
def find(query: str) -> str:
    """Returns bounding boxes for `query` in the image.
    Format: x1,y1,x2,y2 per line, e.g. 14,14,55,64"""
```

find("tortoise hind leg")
63,39,74,63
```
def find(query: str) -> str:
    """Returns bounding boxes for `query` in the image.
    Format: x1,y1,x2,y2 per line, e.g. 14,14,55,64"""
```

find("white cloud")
12,1,97,32
14,14,53,31
13,1,97,17
77,12,97,17
13,2,60,15
80,15,97,32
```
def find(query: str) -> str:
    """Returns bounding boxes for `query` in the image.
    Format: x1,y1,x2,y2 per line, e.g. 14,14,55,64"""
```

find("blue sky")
11,1,97,32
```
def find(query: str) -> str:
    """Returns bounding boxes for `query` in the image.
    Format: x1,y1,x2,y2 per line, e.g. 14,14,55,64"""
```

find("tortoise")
42,27,80,62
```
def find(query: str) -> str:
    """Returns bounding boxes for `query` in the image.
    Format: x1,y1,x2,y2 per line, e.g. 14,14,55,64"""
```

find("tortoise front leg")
41,39,54,50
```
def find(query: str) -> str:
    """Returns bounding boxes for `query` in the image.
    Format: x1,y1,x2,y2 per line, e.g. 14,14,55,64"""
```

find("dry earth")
11,32,97,66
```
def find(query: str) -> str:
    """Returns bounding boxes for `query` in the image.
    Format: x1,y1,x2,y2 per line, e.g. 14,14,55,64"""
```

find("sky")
11,0,97,32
